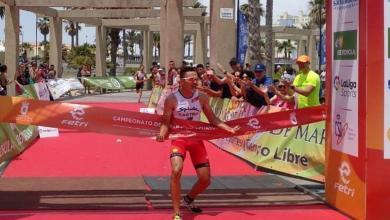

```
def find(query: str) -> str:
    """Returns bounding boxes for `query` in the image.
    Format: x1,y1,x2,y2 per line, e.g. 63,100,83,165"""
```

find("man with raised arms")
156,67,239,220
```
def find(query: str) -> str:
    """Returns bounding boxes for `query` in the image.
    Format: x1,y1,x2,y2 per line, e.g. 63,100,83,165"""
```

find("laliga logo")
247,118,261,129
338,161,351,185
334,76,341,91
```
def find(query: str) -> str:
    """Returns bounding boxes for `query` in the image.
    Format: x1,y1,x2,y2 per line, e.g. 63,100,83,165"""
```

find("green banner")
0,84,40,164
211,122,325,182
82,76,136,90
334,30,358,60
115,76,137,89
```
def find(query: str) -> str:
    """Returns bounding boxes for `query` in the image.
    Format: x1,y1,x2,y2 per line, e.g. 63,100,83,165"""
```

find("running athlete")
156,67,239,220
135,64,147,103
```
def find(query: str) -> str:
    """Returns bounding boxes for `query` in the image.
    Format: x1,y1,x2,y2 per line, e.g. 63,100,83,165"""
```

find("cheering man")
156,67,239,220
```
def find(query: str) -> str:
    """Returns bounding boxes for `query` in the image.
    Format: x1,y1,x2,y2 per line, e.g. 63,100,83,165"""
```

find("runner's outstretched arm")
199,93,239,134
156,95,175,142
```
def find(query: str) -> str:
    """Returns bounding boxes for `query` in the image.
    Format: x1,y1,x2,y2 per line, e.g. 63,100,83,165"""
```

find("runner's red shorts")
170,139,210,169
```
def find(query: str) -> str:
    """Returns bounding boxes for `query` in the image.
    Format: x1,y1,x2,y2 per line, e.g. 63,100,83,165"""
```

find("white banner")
34,82,60,138
66,78,85,90
385,0,390,159
47,79,71,100
33,82,51,101
331,0,359,157
46,78,85,100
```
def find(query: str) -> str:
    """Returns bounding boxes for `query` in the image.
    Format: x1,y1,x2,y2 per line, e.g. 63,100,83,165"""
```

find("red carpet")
0,102,348,219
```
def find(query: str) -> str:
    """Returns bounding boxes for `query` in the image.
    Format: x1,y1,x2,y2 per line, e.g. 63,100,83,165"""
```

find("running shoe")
182,196,202,213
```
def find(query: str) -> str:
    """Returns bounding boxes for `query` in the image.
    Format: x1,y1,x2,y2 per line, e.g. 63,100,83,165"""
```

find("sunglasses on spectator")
278,85,286,89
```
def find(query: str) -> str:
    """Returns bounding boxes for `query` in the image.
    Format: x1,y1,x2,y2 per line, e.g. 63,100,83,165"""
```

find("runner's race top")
173,90,201,121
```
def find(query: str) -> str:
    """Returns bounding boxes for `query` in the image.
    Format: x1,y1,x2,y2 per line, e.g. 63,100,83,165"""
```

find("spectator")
268,81,296,110
272,65,283,83
14,64,32,95
0,65,11,96
291,55,321,108
47,65,57,79
241,63,273,108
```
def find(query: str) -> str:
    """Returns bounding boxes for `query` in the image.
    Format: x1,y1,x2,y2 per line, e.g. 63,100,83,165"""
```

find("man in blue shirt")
243,64,273,108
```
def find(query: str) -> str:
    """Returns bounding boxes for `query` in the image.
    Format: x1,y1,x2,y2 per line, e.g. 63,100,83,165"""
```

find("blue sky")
0,0,309,45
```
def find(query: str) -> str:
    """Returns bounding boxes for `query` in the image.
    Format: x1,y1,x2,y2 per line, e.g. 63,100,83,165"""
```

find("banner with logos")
237,9,248,66
0,96,325,141
82,76,136,90
331,0,359,157
212,121,325,182
385,0,390,158
0,88,39,164
46,78,85,100
0,123,38,163
326,1,365,219
205,98,325,182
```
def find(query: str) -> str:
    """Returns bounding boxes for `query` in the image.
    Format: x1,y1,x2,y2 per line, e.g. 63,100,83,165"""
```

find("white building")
275,11,310,28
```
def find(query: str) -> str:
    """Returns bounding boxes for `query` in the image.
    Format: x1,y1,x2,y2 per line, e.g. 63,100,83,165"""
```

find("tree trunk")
109,28,121,76
71,35,74,49
43,34,47,43
248,0,263,65
76,22,79,46
122,29,127,67
265,0,274,75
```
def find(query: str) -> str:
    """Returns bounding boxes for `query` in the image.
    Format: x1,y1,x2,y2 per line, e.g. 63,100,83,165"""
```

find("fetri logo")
247,118,261,129
334,161,355,197
61,105,89,127
338,161,351,185
290,112,298,125
70,106,85,121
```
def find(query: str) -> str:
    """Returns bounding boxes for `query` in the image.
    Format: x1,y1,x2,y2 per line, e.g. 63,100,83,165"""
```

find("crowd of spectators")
148,55,323,113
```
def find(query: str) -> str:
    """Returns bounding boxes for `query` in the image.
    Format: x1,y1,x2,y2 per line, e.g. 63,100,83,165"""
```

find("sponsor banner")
0,123,38,163
203,98,324,181
46,79,72,100
82,76,136,90
0,96,325,141
385,0,390,158
66,78,85,90
115,76,137,89
147,86,163,108
34,82,60,138
331,0,359,157
237,9,248,66
33,82,51,101
211,121,325,182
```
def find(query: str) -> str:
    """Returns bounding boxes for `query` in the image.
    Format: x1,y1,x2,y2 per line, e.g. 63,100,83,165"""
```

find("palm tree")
0,7,4,19
184,35,192,57
37,17,50,43
64,21,79,49
122,29,128,66
108,28,121,76
247,0,265,65
308,0,326,28
277,40,296,64
152,32,160,60
265,0,274,75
